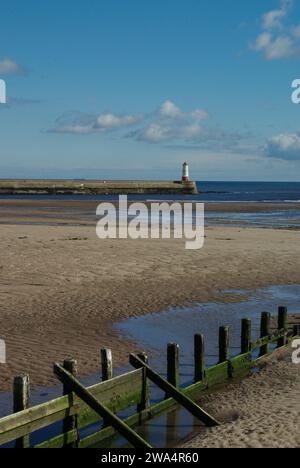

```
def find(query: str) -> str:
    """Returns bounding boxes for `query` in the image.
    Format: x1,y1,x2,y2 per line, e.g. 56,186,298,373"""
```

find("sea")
1,181,300,229
195,181,300,203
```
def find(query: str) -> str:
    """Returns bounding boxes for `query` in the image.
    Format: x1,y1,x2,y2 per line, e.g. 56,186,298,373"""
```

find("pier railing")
0,308,299,449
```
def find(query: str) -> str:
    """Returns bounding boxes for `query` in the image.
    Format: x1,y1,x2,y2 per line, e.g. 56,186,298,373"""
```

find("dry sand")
182,348,300,448
0,202,299,390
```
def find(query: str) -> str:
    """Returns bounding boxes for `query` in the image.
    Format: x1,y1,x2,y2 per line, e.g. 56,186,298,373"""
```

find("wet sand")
0,199,299,226
182,348,300,448
0,199,299,390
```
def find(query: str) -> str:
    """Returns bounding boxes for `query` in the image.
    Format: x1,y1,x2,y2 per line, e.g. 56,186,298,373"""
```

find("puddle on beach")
1,284,300,448
116,284,300,376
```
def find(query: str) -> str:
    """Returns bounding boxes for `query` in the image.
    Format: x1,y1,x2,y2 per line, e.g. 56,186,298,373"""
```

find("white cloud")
51,100,209,142
265,132,300,160
159,100,182,119
191,109,209,120
179,124,205,140
266,35,297,59
127,101,209,143
130,122,205,144
262,0,292,29
253,32,272,50
96,113,141,129
0,58,24,75
135,123,172,143
251,0,300,60
51,101,247,154
159,100,209,121
50,111,142,134
253,33,297,59
263,10,285,30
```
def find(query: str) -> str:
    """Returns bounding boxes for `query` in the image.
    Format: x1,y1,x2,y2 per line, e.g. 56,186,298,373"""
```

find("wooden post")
130,353,219,427
278,306,288,347
219,326,229,363
167,343,180,388
13,374,30,448
241,319,252,354
54,363,152,448
194,334,205,382
260,312,271,356
101,349,113,382
137,352,149,413
63,359,78,448
100,350,113,428
166,343,179,400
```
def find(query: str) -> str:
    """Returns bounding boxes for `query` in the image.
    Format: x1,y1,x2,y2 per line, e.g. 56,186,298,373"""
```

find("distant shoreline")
0,179,198,195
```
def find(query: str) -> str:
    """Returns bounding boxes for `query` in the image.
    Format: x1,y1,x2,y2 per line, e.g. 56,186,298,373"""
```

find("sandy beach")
0,200,299,391
182,348,300,448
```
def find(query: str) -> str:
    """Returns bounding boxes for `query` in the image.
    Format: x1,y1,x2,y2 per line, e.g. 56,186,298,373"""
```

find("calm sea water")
197,181,300,202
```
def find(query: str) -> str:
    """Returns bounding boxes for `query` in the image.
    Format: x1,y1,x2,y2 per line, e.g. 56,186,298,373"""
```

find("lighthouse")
182,162,189,183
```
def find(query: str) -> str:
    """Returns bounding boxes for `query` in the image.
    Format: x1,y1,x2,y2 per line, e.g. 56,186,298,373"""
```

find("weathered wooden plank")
205,362,228,386
35,429,78,449
251,329,286,350
101,349,113,382
229,352,252,378
137,353,149,413
194,334,205,382
241,319,251,354
219,326,229,363
13,374,30,449
78,370,144,428
278,307,288,347
0,405,73,447
62,359,78,448
0,369,143,447
166,343,180,397
130,354,219,427
53,363,152,449
259,312,271,356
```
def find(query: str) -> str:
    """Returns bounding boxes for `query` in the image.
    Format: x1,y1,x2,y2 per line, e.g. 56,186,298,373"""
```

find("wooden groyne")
0,180,198,195
0,308,299,449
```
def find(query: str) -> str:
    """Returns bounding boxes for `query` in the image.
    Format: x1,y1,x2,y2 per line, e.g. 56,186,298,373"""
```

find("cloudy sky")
1,0,300,181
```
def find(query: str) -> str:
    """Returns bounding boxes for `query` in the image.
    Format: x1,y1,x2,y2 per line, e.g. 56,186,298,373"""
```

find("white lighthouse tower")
182,162,189,183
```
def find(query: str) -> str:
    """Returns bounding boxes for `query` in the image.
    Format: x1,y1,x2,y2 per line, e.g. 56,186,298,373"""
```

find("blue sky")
1,0,300,181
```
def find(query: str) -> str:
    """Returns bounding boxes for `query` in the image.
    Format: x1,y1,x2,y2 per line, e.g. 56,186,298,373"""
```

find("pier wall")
0,180,198,195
